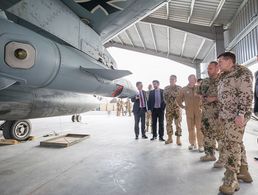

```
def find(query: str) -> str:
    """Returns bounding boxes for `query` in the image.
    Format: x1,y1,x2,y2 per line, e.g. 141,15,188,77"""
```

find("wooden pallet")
0,136,36,145
0,139,19,145
40,133,90,148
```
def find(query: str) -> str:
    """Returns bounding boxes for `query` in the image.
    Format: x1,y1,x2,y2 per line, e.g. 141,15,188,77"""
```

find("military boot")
200,154,216,162
219,170,240,195
213,159,225,168
176,136,182,146
165,135,173,144
237,165,253,183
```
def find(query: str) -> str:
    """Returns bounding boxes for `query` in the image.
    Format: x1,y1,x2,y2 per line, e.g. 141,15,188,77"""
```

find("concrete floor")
0,111,258,195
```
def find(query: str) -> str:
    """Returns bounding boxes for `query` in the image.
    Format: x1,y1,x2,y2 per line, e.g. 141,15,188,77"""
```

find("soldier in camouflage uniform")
164,75,182,145
125,98,132,116
116,99,121,116
217,52,253,194
197,61,226,164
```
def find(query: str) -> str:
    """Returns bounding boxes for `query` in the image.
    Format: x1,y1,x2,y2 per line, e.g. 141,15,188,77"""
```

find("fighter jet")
0,0,166,141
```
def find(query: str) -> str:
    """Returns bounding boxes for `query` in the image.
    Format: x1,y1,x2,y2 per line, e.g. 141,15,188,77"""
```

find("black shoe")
159,137,165,141
135,136,139,140
150,137,157,141
142,135,148,139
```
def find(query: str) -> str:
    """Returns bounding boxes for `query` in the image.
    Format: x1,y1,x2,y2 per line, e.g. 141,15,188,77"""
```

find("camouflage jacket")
197,77,219,117
164,85,182,110
218,65,253,120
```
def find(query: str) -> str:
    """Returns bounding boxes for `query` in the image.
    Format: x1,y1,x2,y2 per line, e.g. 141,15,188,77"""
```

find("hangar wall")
226,0,258,65
230,26,258,64
200,0,258,78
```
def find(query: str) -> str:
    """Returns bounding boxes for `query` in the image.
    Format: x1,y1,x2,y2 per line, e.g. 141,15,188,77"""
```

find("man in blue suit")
131,82,148,140
148,80,166,141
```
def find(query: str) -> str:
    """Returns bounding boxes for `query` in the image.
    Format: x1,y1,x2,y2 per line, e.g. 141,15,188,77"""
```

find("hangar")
0,0,258,195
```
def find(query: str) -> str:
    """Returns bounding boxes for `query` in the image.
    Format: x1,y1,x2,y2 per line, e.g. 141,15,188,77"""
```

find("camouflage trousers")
146,111,152,132
201,115,225,161
127,108,132,116
116,109,121,116
220,119,248,177
166,109,182,136
201,115,217,155
216,120,227,162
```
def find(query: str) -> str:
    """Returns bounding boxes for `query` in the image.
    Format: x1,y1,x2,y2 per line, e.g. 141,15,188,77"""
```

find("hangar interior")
0,1,258,195
105,0,258,77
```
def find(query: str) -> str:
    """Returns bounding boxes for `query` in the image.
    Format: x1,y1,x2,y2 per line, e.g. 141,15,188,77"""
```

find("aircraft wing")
61,0,166,43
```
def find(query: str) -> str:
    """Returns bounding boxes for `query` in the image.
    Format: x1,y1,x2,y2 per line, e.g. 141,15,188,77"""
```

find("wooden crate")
40,133,90,148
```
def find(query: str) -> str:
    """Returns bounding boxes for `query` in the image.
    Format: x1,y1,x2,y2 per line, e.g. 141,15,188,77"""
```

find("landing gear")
71,114,82,122
76,115,82,122
0,120,31,141
72,115,76,122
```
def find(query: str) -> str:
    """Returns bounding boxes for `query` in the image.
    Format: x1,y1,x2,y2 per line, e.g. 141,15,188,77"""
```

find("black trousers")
151,108,164,138
133,108,146,137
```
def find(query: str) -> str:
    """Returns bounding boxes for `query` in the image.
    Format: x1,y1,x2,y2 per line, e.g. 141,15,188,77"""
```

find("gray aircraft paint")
7,0,166,43
0,17,134,120
0,86,100,120
0,18,134,95
0,0,165,122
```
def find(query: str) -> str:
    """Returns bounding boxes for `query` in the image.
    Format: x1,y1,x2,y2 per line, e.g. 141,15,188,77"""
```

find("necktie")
140,91,144,108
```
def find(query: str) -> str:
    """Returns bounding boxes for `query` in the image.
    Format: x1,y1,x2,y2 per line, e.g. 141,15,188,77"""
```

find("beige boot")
165,135,173,144
213,159,225,168
219,171,240,195
219,181,240,195
200,154,216,162
237,165,253,183
176,136,182,146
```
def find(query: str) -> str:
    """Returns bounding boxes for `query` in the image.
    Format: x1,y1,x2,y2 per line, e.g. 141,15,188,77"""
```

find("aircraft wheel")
9,120,31,141
76,115,82,122
72,115,76,122
2,121,13,139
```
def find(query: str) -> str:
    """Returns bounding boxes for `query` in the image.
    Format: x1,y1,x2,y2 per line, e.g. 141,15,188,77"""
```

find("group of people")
116,98,132,116
131,52,255,195
131,73,204,149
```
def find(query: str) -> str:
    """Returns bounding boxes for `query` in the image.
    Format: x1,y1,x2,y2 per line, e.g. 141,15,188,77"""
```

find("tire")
72,115,76,122
2,121,13,139
9,120,31,141
76,115,82,122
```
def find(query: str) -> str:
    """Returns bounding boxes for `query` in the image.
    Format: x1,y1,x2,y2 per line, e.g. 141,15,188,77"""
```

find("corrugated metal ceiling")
107,0,245,67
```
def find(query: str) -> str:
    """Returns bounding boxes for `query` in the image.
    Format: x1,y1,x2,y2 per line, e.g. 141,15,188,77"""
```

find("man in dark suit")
131,82,148,140
148,80,166,141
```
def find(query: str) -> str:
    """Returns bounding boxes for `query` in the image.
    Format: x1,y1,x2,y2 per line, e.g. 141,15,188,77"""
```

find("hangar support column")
214,25,225,57
195,63,201,79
